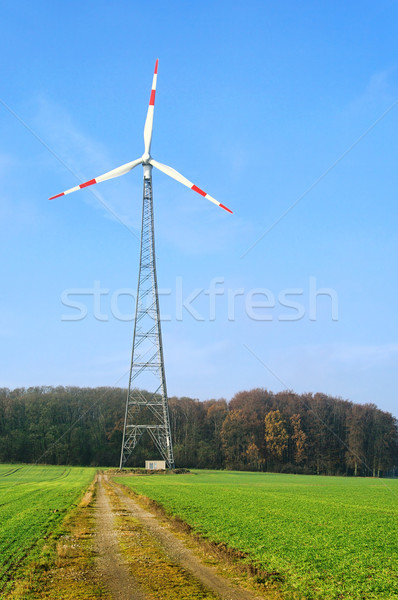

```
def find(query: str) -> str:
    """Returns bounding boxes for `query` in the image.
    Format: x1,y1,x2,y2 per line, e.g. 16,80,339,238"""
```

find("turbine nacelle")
49,60,232,213
143,163,152,180
142,153,152,179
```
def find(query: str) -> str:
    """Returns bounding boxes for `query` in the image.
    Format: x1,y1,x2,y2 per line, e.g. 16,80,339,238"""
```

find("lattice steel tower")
119,166,174,469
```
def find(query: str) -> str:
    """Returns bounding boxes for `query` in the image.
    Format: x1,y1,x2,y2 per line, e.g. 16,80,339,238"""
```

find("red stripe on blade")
49,192,65,200
154,59,159,74
220,203,233,214
80,179,96,189
149,90,156,105
191,184,206,197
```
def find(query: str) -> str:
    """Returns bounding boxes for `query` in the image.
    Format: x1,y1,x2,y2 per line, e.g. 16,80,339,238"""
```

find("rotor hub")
142,152,151,164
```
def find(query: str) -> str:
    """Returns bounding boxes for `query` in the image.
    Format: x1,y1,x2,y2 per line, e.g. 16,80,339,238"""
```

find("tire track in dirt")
95,473,146,600
106,475,265,600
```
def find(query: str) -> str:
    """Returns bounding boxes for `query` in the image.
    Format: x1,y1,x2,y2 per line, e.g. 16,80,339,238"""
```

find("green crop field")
0,463,96,597
116,470,398,600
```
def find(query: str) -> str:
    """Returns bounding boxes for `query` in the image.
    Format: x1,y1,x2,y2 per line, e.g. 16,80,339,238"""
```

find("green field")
0,463,96,597
116,470,398,600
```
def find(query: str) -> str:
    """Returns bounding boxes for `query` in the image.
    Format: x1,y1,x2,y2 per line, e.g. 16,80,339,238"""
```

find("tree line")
0,386,396,476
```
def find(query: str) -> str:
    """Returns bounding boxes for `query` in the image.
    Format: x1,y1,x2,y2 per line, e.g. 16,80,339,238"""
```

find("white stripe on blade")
150,159,193,188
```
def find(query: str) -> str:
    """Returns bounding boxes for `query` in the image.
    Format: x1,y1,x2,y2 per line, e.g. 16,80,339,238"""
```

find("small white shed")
145,460,166,470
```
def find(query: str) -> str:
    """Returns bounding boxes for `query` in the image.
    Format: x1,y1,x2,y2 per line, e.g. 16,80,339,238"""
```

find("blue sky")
1,1,397,417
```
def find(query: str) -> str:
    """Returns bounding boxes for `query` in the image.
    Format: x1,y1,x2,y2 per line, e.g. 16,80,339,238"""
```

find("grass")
0,463,96,598
114,469,398,600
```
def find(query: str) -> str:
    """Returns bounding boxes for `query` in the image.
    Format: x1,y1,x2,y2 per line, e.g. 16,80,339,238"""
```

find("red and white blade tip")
143,59,159,154
149,60,158,106
191,184,233,213
49,178,96,200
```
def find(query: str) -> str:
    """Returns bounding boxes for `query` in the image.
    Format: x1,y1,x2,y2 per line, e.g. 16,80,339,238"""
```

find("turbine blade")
143,59,159,155
49,158,142,200
150,159,233,213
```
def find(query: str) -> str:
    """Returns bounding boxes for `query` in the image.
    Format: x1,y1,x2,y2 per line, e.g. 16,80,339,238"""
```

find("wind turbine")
50,59,232,469
49,59,232,213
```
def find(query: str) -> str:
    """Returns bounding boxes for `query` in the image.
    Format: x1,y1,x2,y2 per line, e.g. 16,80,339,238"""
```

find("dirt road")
95,474,145,600
95,474,267,600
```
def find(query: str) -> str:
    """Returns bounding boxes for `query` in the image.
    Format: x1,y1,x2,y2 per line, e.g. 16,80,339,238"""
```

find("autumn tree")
246,438,265,471
346,403,367,476
221,409,262,470
264,410,289,466
290,413,307,464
